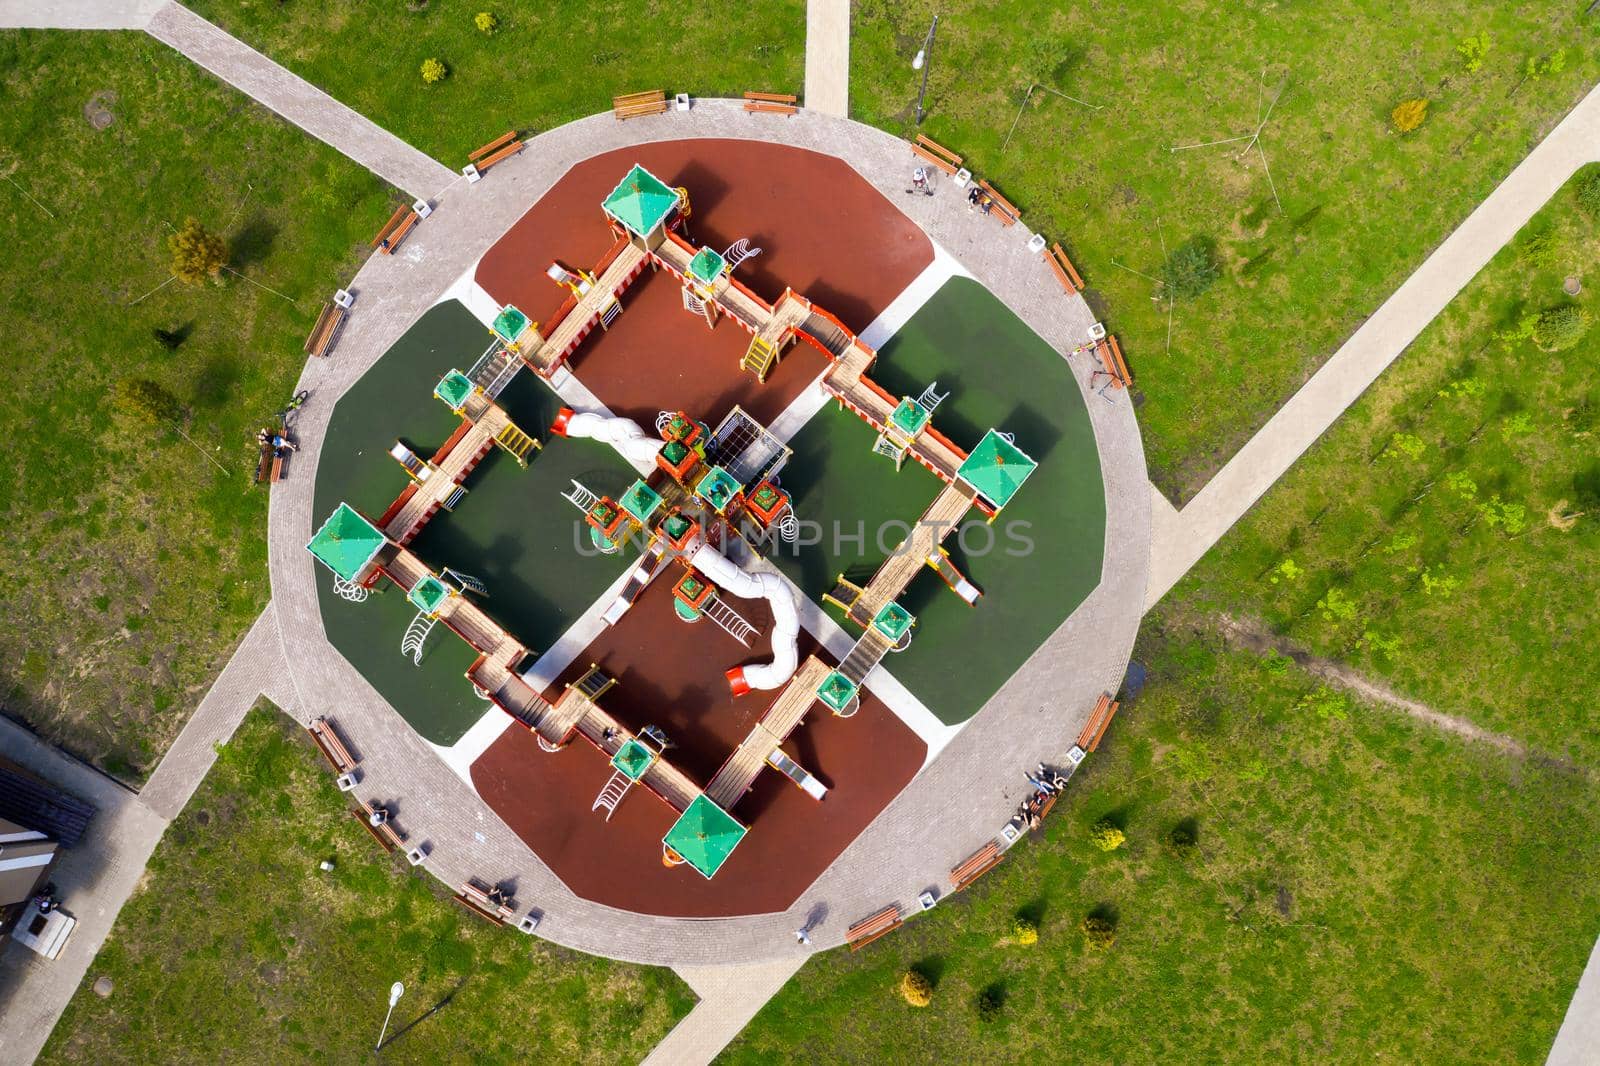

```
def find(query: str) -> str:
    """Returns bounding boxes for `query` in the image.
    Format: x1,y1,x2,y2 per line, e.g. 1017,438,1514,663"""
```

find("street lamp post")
376,981,404,1052
912,15,939,125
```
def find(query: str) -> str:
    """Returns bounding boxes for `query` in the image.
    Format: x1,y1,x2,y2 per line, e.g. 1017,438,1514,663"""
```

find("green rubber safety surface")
312,299,635,746
771,277,1106,725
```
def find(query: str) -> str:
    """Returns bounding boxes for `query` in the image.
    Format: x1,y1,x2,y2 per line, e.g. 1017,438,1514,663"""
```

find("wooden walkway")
705,657,831,807
381,404,509,543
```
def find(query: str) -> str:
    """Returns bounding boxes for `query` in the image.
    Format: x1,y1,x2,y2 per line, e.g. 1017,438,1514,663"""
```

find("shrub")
1297,685,1349,722
1457,32,1490,73
1081,914,1116,950
420,57,449,84
474,11,498,34
1391,98,1428,134
1010,916,1039,946
1167,819,1199,852
1088,817,1125,852
898,970,932,1007
976,984,1005,1022
1382,432,1426,461
1517,229,1561,269
1526,50,1567,81
113,378,181,424
169,217,227,285
1533,305,1590,352
1576,169,1600,218
1160,236,1219,300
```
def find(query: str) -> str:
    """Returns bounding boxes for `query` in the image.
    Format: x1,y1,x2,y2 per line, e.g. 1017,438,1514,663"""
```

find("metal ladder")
563,479,600,514
742,335,777,381
598,295,623,330
441,568,489,596
682,287,707,316
722,237,764,272
332,576,369,603
701,593,759,646
915,380,949,416
591,770,633,820
401,611,439,665
494,421,540,466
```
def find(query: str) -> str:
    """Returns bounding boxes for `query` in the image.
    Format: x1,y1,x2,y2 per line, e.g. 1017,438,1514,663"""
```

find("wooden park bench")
469,130,524,173
846,904,905,952
1076,692,1122,752
976,180,1021,226
1091,335,1133,391
371,204,420,255
910,134,962,176
352,797,406,852
253,439,279,485
1046,243,1085,295
614,90,668,120
304,301,346,358
454,879,516,924
307,716,358,774
744,90,798,115
950,840,1004,892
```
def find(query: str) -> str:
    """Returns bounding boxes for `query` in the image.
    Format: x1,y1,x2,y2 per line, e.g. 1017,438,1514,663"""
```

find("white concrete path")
1549,931,1600,1066
143,2,454,199
0,0,164,28
1147,77,1600,609
803,0,849,117
644,958,806,1066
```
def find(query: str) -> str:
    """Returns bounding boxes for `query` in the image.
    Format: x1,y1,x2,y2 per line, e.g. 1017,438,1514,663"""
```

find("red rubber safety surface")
474,139,935,428
469,576,927,918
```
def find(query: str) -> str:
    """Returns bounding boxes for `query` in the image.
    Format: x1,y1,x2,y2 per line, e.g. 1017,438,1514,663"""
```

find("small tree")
1167,819,1199,852
1391,98,1428,134
169,217,228,285
1160,236,1219,301
1533,305,1591,352
113,378,181,424
1010,915,1039,946
975,984,1005,1022
1081,914,1116,950
1088,817,1125,852
1456,32,1490,74
474,11,498,34
898,970,932,1007
421,57,449,84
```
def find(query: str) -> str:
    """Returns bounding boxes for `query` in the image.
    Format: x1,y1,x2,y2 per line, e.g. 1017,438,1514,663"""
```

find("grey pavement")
144,1,454,200
0,0,164,28
1550,932,1600,1066
803,0,849,117
264,98,1150,969
644,959,806,1066
1146,76,1600,609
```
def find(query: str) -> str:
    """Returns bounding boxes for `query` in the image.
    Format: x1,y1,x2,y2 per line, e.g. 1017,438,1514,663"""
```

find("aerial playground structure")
307,163,1039,880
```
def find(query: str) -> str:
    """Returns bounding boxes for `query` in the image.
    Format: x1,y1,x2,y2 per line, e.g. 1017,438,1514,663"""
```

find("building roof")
620,480,663,524
957,429,1038,510
306,504,387,583
873,602,915,641
602,164,678,238
611,739,656,782
0,761,94,848
889,397,931,437
434,369,474,411
662,795,747,879
687,247,726,286
492,304,529,342
407,574,451,614
816,670,859,713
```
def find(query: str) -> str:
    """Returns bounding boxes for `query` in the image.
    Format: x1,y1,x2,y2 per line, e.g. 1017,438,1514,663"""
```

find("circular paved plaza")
267,100,1150,965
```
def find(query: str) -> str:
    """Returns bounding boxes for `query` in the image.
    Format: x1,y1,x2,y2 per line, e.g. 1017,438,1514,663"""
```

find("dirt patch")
1546,499,1581,531
83,90,117,130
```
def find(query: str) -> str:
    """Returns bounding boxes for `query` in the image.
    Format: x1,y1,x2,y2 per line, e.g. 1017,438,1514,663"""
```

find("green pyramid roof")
492,304,529,342
434,369,474,410
957,429,1038,510
407,574,450,614
889,397,930,436
816,670,859,713
611,738,656,781
873,602,915,641
687,247,726,285
306,503,386,583
663,795,747,879
620,480,663,524
602,164,678,238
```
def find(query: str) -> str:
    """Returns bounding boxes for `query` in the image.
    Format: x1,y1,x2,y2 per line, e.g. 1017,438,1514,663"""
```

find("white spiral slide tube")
689,543,801,694
550,407,662,465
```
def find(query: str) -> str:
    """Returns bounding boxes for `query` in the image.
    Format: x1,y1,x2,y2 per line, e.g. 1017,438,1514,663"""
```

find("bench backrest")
846,904,904,950
469,130,517,161
951,841,1003,890
745,91,798,104
914,134,961,165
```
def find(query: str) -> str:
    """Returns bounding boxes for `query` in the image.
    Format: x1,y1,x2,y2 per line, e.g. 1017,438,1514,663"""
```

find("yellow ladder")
742,335,778,381
494,421,541,466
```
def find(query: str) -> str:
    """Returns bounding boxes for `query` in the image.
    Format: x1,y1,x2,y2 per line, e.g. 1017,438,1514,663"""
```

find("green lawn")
772,277,1104,724
0,31,394,779
312,300,636,744
850,1,1595,499
41,704,693,1065
1174,165,1600,766
181,0,806,164
723,620,1600,1063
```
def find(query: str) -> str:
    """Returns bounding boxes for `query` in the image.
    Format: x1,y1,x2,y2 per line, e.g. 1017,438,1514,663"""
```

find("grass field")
772,277,1104,724
41,704,692,1065
0,31,393,778
724,619,1600,1063
850,1,1595,498
312,300,635,744
1171,166,1600,767
181,0,806,164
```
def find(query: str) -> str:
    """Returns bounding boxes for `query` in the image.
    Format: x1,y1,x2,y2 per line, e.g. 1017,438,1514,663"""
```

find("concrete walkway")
1549,932,1600,1066
803,0,849,117
1146,76,1600,609
143,2,453,199
644,959,806,1066
0,602,291,1066
0,0,164,28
